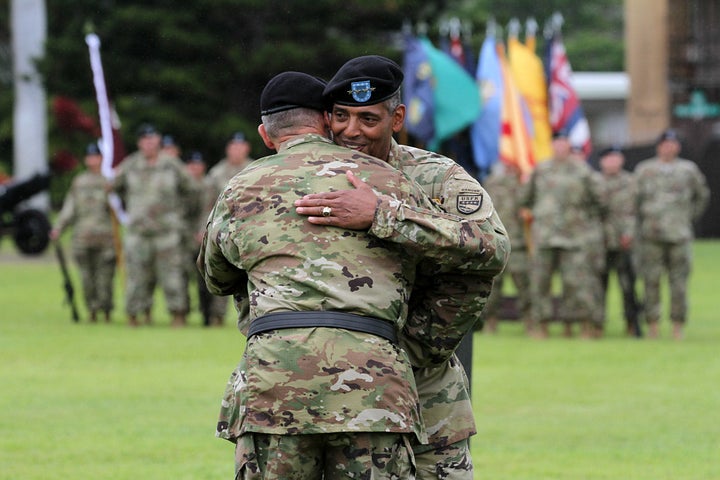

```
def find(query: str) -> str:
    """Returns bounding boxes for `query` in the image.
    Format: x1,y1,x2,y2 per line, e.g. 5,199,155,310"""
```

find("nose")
343,115,362,139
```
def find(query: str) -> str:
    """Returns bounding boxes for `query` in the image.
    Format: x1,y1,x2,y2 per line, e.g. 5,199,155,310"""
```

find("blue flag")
470,36,504,174
404,35,481,150
403,35,436,143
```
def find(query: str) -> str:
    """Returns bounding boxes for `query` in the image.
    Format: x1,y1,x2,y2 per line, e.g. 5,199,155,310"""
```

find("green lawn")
1,238,718,479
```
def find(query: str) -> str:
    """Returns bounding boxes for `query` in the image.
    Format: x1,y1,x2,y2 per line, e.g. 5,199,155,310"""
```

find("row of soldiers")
51,125,255,327
480,128,710,340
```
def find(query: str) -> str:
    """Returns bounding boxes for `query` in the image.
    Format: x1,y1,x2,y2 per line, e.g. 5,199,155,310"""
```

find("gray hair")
261,107,325,140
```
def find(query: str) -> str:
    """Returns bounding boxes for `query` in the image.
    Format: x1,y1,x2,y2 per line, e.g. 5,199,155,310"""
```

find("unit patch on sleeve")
457,193,483,215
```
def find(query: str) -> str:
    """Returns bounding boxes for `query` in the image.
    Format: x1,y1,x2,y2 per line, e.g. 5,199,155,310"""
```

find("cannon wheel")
13,208,51,255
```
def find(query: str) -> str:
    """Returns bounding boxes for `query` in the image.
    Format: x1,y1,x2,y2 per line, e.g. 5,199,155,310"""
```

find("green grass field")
1,238,718,479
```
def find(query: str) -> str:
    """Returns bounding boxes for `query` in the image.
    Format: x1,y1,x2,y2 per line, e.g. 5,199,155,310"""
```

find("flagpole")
85,31,126,274
85,32,114,179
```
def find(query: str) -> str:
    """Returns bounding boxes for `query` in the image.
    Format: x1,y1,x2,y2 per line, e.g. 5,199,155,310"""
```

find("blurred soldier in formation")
184,151,214,326
635,129,710,339
597,146,642,336
161,134,182,159
201,131,254,326
520,131,606,338
481,161,531,334
50,142,117,323
111,124,196,327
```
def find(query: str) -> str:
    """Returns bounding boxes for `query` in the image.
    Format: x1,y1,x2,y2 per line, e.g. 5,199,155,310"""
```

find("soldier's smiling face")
329,102,405,161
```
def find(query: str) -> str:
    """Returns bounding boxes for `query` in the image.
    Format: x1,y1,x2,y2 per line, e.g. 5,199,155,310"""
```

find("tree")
39,0,427,164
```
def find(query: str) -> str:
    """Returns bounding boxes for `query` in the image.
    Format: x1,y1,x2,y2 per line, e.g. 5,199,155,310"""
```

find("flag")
497,42,535,178
403,34,436,144
508,27,553,162
470,35,503,175
545,31,591,155
403,35,481,150
440,33,476,75
86,32,127,225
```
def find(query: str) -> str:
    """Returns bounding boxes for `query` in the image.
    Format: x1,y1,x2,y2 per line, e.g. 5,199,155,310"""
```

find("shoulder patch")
457,193,483,215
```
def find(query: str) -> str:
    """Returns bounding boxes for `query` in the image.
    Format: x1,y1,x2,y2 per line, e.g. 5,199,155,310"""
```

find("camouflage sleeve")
370,183,510,277
401,272,492,367
110,165,127,206
620,175,638,239
197,199,248,296
691,165,711,221
397,166,510,366
54,182,77,234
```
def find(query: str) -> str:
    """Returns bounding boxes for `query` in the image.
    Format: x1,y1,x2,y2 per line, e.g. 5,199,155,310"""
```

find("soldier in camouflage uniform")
51,143,116,323
481,161,531,334
112,124,196,327
295,56,510,480
184,151,213,326
598,146,642,336
200,71,505,480
200,132,254,326
635,129,710,340
520,131,606,338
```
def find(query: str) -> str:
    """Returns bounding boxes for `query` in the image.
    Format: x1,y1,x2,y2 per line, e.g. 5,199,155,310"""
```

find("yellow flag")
508,34,553,163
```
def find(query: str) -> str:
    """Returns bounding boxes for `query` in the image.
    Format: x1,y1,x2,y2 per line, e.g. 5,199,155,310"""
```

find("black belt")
247,311,398,343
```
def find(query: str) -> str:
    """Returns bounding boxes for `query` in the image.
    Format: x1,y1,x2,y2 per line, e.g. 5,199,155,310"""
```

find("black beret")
186,151,204,164
162,134,176,147
85,143,101,156
323,55,404,106
657,128,680,144
552,129,570,140
228,131,246,143
260,72,328,116
598,145,623,157
137,123,159,138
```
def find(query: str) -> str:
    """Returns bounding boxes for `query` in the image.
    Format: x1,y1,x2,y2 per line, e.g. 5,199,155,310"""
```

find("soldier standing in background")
201,131,254,326
598,146,642,336
111,124,195,327
184,151,212,326
635,129,710,340
520,131,606,339
481,161,531,334
50,143,116,323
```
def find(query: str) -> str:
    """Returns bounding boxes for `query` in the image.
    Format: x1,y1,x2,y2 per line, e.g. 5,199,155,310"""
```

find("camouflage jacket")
521,157,605,249
201,134,486,442
635,157,710,243
206,158,251,202
54,171,115,247
112,152,196,235
385,140,510,448
601,169,637,251
484,165,527,251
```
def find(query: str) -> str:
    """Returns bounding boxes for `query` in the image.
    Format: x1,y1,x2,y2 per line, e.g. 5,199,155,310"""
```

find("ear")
258,124,275,150
391,104,406,134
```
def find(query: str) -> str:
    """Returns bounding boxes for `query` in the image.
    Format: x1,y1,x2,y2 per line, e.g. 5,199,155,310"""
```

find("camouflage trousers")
414,438,473,480
233,431,415,480
72,243,116,314
530,247,600,324
123,230,189,315
638,239,691,324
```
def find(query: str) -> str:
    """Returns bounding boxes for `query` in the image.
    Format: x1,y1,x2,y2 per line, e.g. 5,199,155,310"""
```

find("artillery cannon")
0,172,52,255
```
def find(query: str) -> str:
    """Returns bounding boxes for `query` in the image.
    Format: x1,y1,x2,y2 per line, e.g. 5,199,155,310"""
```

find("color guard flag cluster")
402,13,591,178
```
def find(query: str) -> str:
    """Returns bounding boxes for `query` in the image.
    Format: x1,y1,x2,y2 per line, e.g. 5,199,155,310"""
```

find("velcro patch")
457,193,483,215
